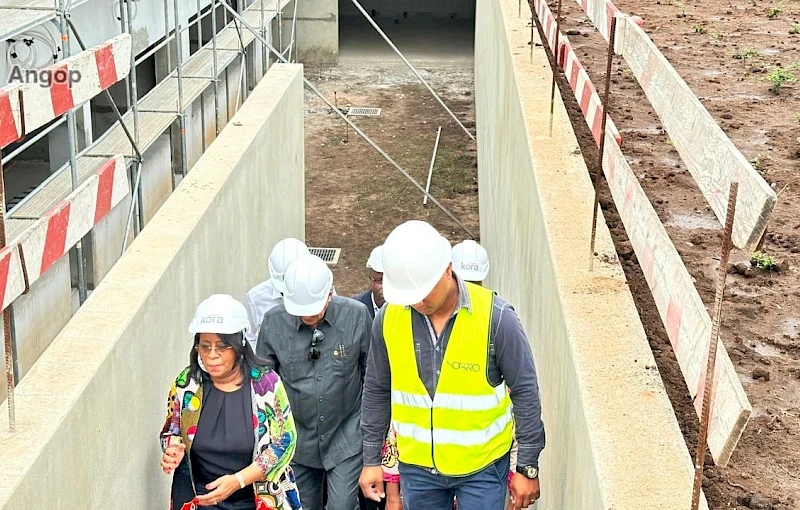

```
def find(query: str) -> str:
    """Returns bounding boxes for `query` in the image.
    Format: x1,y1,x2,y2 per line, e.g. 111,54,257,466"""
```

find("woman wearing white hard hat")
159,294,303,510
451,240,490,284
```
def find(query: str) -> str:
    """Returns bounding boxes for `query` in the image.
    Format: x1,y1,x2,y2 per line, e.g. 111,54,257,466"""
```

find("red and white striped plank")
0,34,131,150
532,0,621,147
557,38,621,146
11,155,128,291
613,15,775,251
573,0,623,42
0,244,27,311
600,127,751,467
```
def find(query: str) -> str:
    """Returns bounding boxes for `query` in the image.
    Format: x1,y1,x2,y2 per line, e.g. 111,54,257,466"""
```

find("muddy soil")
534,0,800,508
302,62,478,298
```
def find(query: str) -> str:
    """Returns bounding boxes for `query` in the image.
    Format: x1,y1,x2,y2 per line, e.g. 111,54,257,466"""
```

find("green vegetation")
763,65,797,93
791,23,800,34
751,251,778,270
750,154,763,171
732,49,761,65
692,24,706,34
766,1,786,19
711,31,725,41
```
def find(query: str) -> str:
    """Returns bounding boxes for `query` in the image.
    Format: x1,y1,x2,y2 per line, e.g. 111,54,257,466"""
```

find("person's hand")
359,466,385,502
507,473,540,510
195,474,241,507
385,481,402,510
160,443,186,474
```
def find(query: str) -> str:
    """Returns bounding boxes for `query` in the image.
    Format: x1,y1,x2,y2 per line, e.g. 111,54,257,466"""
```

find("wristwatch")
516,465,539,479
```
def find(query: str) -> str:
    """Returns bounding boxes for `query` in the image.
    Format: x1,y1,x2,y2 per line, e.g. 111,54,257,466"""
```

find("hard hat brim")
454,267,489,282
283,295,328,317
383,264,447,307
272,277,287,295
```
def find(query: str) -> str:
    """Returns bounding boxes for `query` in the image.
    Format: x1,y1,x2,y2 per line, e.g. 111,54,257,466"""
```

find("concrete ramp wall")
475,0,706,508
0,64,305,509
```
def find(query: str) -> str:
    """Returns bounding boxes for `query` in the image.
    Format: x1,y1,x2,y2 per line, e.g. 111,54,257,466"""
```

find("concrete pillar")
6,256,72,382
155,43,178,83
292,0,338,65
88,191,133,287
77,103,94,149
141,134,174,223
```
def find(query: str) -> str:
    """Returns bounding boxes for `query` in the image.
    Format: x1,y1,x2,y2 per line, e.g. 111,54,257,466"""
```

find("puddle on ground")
753,342,783,357
666,213,722,230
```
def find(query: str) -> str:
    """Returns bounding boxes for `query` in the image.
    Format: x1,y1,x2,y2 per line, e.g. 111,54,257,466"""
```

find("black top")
190,380,256,510
353,290,376,319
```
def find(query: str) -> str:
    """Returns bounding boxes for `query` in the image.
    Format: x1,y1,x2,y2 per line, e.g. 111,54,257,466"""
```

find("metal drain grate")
308,247,341,265
347,107,382,117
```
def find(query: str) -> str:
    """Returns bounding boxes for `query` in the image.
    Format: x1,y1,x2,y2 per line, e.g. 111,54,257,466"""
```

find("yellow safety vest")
383,282,513,476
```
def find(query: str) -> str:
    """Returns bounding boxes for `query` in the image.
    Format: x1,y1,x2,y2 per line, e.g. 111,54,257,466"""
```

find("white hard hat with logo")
451,240,490,282
382,220,452,306
188,294,251,335
268,238,310,294
366,245,384,273
282,254,334,316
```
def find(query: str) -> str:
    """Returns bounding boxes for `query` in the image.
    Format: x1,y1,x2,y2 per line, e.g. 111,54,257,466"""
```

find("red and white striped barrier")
0,155,129,310
532,0,621,147
0,34,132,150
613,15,774,251
557,39,621,147
600,128,751,467
574,0,622,42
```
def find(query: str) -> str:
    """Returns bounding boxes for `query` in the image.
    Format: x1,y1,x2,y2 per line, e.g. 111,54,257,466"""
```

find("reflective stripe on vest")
383,282,513,476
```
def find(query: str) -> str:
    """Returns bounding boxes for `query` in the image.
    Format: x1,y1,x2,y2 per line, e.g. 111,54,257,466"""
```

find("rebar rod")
349,0,475,141
218,1,475,238
589,16,617,270
548,0,563,137
423,127,442,206
260,0,267,72
691,182,738,510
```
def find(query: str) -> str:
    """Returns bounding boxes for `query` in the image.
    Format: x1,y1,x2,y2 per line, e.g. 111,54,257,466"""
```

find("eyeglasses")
308,328,324,361
195,343,234,355
370,275,383,285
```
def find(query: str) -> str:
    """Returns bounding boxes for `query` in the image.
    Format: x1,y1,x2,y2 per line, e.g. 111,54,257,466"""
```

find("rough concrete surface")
291,0,339,65
0,63,305,509
475,0,707,507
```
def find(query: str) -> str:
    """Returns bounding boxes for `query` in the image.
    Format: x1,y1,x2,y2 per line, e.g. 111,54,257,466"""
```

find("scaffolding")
0,0,297,431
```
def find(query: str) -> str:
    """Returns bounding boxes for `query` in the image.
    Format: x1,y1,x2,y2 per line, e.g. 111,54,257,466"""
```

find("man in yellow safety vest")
359,220,545,510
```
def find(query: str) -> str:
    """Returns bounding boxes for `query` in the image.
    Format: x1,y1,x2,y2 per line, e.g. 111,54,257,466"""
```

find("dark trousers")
398,453,510,510
293,453,362,510
358,491,386,510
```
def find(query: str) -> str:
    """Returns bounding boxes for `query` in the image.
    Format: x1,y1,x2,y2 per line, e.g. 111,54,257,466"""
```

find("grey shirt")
257,296,372,470
361,274,546,469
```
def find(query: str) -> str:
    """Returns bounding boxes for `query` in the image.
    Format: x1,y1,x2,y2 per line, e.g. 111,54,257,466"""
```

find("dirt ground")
534,0,800,508
302,61,478,297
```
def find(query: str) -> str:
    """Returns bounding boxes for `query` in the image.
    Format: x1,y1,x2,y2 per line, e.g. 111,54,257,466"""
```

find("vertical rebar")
211,0,221,135
588,16,617,270
691,182,738,510
289,0,299,62
0,158,15,433
548,0,563,137
59,1,88,305
164,0,172,73
174,0,189,176
126,0,140,145
423,127,443,206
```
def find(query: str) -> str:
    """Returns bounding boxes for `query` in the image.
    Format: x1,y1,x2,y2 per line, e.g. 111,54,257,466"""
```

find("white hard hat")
282,255,333,316
451,240,490,282
382,220,452,306
268,238,310,294
188,294,250,335
366,245,384,273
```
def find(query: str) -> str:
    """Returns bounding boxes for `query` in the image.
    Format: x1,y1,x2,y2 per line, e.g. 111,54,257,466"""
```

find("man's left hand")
196,474,240,507
507,473,540,510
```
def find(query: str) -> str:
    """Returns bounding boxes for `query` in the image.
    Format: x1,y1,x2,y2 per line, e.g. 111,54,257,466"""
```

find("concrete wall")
292,0,339,64
141,134,175,224
0,63,305,508
475,0,707,508
340,0,475,18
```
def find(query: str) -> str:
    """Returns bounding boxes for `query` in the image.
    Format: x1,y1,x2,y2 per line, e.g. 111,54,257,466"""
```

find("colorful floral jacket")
160,366,302,510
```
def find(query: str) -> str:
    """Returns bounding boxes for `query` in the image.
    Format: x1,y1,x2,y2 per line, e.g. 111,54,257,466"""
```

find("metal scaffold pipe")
348,0,475,141
59,0,88,305
197,0,207,152
173,0,189,176
217,0,475,238
211,0,221,135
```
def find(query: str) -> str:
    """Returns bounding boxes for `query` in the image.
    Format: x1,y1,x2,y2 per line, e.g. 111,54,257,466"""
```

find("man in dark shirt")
359,221,545,510
258,254,372,510
353,245,385,320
